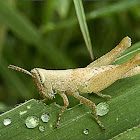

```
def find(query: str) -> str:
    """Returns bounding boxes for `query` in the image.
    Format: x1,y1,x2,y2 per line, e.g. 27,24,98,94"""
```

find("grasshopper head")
8,65,55,99
31,68,55,99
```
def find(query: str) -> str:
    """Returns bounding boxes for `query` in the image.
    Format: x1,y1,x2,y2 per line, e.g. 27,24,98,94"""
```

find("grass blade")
73,0,93,60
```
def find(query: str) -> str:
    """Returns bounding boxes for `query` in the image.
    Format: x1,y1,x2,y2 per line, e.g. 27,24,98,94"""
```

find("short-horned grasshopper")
8,37,140,130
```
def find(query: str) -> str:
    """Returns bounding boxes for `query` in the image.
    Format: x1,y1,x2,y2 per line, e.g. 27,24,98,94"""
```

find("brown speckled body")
31,66,117,99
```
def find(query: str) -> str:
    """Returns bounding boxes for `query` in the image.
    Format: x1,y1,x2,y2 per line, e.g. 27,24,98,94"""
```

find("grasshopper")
8,37,140,130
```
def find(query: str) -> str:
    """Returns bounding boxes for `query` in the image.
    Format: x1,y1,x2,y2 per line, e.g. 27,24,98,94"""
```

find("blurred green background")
0,0,140,113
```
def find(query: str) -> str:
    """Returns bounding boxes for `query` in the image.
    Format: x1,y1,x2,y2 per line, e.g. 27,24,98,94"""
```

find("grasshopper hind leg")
88,53,140,93
87,36,131,68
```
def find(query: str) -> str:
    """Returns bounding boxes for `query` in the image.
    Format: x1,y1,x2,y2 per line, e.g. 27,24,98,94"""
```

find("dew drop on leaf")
19,110,27,115
25,116,39,128
27,105,31,109
41,113,50,123
3,118,11,126
39,126,45,132
83,129,89,135
96,102,109,116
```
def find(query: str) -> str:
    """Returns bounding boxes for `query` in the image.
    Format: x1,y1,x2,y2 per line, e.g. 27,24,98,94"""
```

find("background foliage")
0,0,140,139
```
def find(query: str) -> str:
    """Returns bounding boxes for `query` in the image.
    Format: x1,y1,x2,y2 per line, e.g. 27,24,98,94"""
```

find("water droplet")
39,126,45,132
25,116,39,128
96,102,109,116
3,118,11,126
83,129,89,135
19,110,27,115
41,113,50,123
27,105,31,109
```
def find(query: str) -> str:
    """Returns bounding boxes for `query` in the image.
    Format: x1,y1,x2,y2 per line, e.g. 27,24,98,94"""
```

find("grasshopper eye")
32,68,45,84
38,71,45,84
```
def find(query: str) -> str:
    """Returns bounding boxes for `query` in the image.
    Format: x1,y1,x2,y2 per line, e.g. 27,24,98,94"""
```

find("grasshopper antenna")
8,65,34,78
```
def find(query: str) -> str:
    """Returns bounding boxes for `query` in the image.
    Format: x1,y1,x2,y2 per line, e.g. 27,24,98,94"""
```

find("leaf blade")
73,0,93,59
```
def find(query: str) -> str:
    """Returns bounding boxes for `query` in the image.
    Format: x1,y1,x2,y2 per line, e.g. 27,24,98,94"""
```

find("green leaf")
73,0,93,60
0,42,139,139
112,124,140,140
